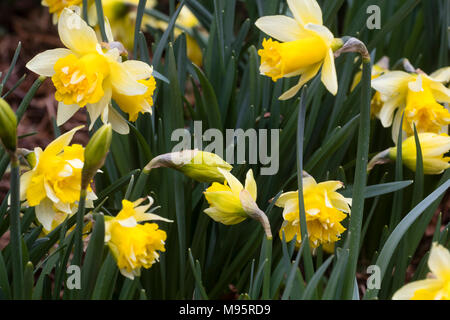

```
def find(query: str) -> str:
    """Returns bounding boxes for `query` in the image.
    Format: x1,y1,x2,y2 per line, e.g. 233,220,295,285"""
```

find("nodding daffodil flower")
42,0,85,24
255,0,343,99
275,176,351,249
389,133,450,175
371,66,450,141
144,5,204,66
19,126,97,233
351,56,389,118
104,198,172,279
26,7,155,134
145,150,233,183
204,168,272,239
98,0,156,50
393,243,450,300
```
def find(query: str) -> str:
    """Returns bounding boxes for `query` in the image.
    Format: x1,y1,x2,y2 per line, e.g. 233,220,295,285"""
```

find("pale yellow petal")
35,198,56,232
371,71,412,97
392,279,443,300
304,23,333,45
87,85,112,128
26,48,72,77
56,102,80,126
204,207,246,225
244,169,257,201
279,62,322,100
287,0,323,26
109,61,148,96
58,8,99,55
428,243,450,279
321,49,338,95
122,60,153,81
44,125,84,156
218,168,243,195
255,15,307,42
105,105,130,135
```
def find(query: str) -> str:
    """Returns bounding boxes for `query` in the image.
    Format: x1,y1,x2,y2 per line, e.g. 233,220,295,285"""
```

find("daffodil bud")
82,124,112,189
144,150,232,183
389,133,450,175
0,98,17,153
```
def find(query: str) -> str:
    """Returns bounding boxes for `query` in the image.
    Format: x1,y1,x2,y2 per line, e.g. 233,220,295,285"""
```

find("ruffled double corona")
275,176,351,249
104,198,172,279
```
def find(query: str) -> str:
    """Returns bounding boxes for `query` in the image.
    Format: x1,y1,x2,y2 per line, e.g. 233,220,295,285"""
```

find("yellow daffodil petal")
56,102,80,126
255,15,308,42
244,169,257,201
392,279,444,300
122,60,154,80
109,61,148,96
429,66,450,83
204,207,247,225
371,71,412,97
87,85,112,128
218,168,244,195
58,8,99,56
104,104,130,135
279,62,322,100
428,243,450,280
287,0,323,26
44,125,84,157
35,198,57,232
321,49,338,95
26,48,72,77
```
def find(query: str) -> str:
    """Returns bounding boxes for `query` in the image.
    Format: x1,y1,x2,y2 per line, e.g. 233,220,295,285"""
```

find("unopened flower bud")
0,98,17,153
144,150,232,183
82,124,112,189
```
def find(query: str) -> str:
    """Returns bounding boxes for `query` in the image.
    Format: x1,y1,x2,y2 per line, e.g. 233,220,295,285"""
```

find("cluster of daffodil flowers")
9,0,448,299
367,60,450,175
20,5,171,277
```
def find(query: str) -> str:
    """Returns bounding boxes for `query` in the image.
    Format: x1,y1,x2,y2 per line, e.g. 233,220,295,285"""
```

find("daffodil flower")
389,133,450,175
104,198,172,279
393,243,450,300
19,126,97,232
42,0,85,24
351,56,389,118
145,5,204,66
26,7,155,134
275,176,351,249
255,0,343,99
204,168,272,238
371,66,450,141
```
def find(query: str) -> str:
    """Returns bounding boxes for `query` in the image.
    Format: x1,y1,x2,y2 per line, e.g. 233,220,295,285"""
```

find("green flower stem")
296,87,314,281
343,58,372,299
72,188,87,268
262,236,272,300
9,154,24,299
